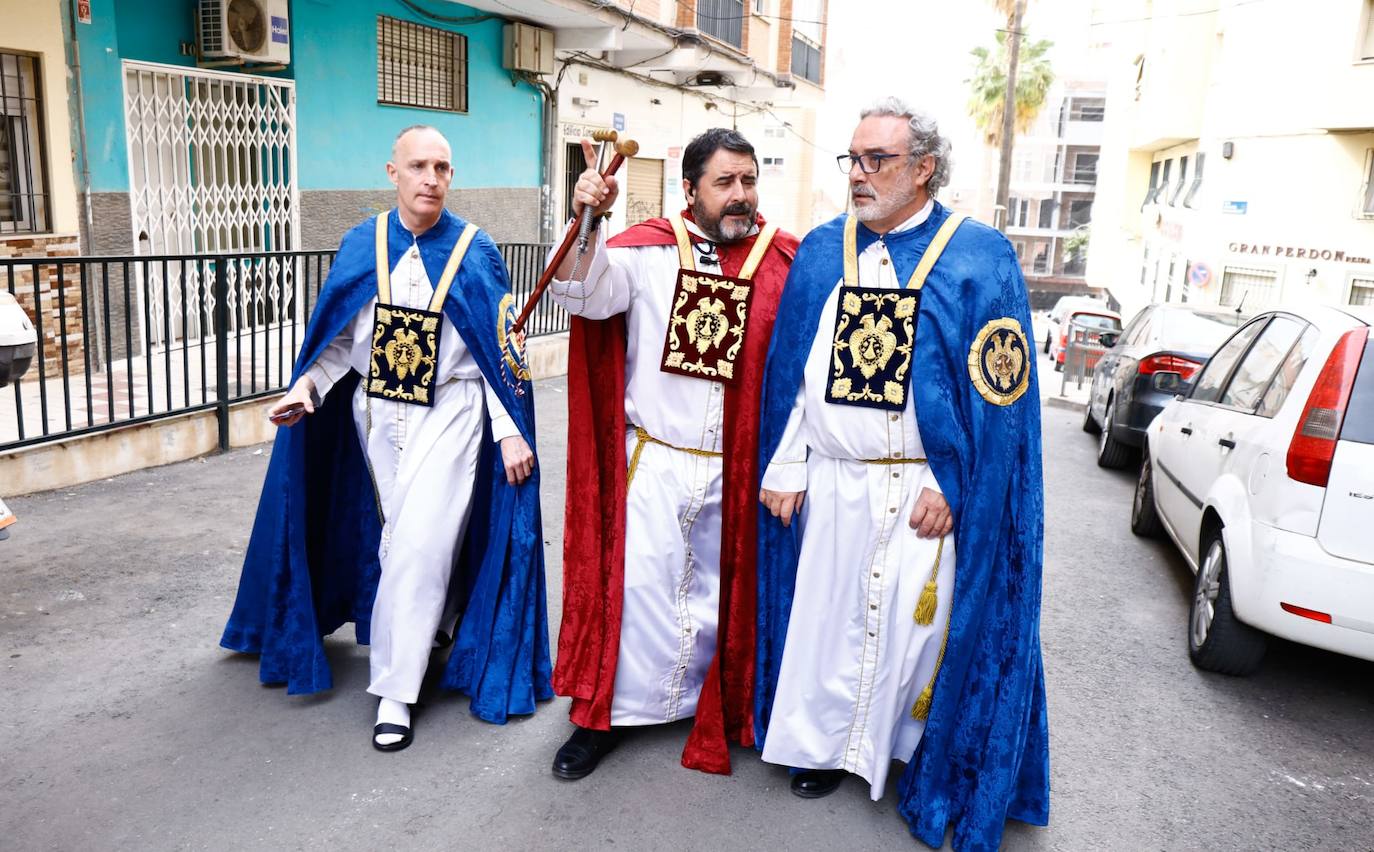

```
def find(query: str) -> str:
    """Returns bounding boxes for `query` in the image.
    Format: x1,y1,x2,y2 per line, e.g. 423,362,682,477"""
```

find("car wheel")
1096,398,1133,469
1187,528,1267,675
1131,450,1164,537
1082,395,1101,434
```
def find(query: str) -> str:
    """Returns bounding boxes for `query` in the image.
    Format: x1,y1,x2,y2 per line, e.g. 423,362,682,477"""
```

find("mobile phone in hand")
269,402,306,424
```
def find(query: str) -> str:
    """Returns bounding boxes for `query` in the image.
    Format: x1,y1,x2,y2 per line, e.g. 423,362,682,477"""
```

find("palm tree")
967,32,1056,149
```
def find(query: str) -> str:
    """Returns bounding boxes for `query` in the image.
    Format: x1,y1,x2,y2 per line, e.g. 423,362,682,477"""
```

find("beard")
851,179,920,223
692,199,756,243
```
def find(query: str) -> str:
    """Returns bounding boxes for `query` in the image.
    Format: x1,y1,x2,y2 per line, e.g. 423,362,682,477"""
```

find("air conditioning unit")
199,0,291,65
503,22,554,75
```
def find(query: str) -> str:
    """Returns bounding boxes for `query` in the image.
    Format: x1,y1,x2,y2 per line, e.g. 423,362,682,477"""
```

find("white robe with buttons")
305,235,519,705
549,219,750,726
759,201,956,799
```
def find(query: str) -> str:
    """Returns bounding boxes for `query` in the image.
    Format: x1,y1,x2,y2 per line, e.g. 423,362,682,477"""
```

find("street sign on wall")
77,0,91,23
1222,200,1248,215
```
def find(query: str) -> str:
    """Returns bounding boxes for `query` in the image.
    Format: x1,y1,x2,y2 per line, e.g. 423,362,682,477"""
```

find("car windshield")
1158,309,1244,352
1069,313,1120,330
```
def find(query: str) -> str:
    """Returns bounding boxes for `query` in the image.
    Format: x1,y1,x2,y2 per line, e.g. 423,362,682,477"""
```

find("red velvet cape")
553,212,798,773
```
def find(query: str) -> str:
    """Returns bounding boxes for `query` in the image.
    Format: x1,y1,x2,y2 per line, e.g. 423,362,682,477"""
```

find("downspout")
66,0,94,246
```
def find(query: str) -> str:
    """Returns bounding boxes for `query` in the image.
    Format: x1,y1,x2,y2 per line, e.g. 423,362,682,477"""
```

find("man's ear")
913,154,935,188
682,178,695,206
386,162,399,188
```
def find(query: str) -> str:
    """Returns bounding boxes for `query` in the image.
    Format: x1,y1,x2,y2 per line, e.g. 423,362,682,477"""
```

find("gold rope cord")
625,426,722,487
912,533,950,722
913,612,950,721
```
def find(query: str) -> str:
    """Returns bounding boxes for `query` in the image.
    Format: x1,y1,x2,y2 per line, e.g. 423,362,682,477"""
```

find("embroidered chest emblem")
660,268,754,383
369,305,443,406
827,286,919,412
968,317,1031,406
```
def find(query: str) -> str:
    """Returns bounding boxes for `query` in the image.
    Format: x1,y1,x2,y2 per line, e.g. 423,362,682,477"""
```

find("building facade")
455,0,828,240
1003,81,1107,310
1086,0,1374,323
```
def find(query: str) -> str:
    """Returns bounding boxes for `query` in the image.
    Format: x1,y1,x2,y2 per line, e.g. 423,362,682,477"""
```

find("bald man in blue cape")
220,126,552,751
755,101,1049,851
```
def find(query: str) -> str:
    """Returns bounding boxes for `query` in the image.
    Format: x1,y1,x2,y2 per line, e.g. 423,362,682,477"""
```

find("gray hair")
391,124,443,160
859,98,952,197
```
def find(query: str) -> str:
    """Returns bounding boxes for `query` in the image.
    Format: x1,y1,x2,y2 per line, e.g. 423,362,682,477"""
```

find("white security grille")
1350,276,1374,306
123,60,299,347
1220,265,1280,308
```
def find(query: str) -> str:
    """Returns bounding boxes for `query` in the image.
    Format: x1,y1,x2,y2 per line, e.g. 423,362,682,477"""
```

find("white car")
1132,303,1374,674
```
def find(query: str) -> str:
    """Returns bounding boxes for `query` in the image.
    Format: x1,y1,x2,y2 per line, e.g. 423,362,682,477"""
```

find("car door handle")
1180,426,1193,435
1218,437,1236,449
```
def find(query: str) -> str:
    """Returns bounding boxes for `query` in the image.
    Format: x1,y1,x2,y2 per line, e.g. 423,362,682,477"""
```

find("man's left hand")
909,487,952,539
500,435,535,485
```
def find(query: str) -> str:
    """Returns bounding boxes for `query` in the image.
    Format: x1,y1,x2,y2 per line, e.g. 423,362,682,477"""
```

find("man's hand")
267,376,316,427
500,435,535,485
760,489,806,528
909,487,953,539
571,138,619,218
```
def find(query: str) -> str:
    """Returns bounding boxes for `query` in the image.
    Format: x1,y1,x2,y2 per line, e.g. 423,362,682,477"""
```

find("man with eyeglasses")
754,99,1049,850
547,128,799,779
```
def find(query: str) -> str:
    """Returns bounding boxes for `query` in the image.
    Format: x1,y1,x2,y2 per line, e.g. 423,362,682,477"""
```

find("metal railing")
2,243,562,452
1060,321,1110,394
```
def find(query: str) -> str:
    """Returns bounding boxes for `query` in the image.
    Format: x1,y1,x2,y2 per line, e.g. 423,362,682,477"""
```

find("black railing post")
213,255,230,451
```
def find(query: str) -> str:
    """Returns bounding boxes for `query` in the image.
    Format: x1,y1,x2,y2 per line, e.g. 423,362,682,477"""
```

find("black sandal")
372,722,413,752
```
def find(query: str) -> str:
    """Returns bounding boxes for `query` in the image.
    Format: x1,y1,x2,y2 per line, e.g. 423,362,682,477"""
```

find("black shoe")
790,768,846,799
551,726,621,780
372,722,413,752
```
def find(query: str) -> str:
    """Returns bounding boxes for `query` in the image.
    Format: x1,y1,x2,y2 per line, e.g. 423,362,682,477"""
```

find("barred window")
698,0,745,48
0,51,50,234
376,16,468,114
1220,265,1280,308
1350,276,1374,306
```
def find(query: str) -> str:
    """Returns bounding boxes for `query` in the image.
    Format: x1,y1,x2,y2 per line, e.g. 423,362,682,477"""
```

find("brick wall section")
0,234,85,376
677,0,695,28
778,0,793,72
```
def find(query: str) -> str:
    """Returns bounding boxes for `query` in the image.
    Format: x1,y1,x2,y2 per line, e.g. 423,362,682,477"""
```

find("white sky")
814,0,1101,205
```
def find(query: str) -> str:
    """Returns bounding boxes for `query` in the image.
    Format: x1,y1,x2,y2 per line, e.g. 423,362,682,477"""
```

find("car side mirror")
1099,332,1120,348
1152,371,1184,393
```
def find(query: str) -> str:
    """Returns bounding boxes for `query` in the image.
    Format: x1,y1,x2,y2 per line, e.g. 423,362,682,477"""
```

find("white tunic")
306,230,519,705
549,219,751,725
759,202,957,799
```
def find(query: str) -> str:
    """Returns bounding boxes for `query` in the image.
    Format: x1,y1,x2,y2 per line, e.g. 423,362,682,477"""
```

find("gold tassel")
912,685,933,720
913,580,938,625
912,535,945,625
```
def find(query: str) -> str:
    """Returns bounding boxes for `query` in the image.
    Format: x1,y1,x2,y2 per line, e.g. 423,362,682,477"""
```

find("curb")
1045,396,1087,413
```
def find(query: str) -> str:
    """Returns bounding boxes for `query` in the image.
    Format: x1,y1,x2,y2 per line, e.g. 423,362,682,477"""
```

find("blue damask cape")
755,203,1050,850
220,208,553,724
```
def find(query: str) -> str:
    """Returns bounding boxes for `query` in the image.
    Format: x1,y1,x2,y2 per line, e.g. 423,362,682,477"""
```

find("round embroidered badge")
968,317,1030,406
497,293,532,392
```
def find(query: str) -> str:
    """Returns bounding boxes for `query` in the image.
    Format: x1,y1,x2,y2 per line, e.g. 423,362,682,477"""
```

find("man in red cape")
547,129,798,777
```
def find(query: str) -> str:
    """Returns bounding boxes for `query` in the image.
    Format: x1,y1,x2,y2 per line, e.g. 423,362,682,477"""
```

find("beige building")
1086,0,1374,322
463,0,828,239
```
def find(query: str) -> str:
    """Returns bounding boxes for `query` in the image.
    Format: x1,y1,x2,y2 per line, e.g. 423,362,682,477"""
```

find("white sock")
374,697,411,746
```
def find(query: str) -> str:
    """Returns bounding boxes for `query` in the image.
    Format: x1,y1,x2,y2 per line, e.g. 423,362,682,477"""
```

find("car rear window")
1158,309,1244,352
1340,338,1374,446
1069,313,1120,331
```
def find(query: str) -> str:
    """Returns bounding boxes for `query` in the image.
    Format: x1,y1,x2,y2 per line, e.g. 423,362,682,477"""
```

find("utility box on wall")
503,22,554,75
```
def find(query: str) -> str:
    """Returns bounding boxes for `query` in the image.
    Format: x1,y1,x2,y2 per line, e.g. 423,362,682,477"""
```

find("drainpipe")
517,70,559,244
67,0,95,247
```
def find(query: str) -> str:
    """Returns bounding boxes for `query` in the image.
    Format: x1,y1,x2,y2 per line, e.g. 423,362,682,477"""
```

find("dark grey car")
1084,304,1246,468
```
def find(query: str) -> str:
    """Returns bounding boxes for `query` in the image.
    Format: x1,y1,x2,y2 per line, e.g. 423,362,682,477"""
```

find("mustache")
851,185,877,199
722,203,754,216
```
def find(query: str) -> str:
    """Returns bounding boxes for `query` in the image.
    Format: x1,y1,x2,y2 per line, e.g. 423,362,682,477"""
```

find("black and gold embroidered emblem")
968,317,1030,406
825,286,920,411
660,268,753,383
368,305,442,406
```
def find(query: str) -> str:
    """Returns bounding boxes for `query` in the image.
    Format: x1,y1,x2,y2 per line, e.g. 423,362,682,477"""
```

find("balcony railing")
698,0,745,48
2,244,561,452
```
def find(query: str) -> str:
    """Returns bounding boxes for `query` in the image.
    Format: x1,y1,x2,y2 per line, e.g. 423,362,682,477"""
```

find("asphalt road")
2,355,1372,851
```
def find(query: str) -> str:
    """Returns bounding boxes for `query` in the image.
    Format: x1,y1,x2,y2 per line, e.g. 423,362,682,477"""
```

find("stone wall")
0,234,85,376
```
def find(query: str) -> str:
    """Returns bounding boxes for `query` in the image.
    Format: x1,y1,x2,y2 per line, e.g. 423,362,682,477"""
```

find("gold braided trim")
913,534,944,626
625,426,723,487
858,456,927,465
913,576,951,722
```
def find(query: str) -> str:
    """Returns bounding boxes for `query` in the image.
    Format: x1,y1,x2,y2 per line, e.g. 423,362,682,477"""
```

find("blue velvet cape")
755,204,1050,850
220,208,553,724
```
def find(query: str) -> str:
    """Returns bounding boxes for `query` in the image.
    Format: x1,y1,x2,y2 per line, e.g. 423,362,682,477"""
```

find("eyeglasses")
837,153,905,174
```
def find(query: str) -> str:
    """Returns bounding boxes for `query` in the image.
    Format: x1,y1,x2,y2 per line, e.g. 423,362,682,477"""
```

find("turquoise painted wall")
78,0,541,192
